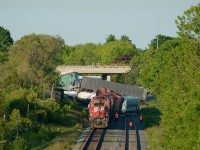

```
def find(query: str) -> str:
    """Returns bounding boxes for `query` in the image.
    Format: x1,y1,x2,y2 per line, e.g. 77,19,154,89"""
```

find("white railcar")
77,91,96,103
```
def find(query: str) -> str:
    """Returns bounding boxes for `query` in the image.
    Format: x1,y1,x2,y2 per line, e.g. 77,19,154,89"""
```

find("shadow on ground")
140,106,162,129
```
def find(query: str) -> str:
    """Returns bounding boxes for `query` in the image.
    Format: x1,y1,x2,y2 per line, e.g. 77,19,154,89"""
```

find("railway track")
75,113,142,150
81,128,106,150
125,113,139,150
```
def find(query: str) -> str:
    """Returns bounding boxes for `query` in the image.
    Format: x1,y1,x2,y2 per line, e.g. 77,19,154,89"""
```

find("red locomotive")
88,87,122,128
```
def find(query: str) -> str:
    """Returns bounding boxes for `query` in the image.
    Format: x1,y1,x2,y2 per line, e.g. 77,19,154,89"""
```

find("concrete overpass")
56,65,131,81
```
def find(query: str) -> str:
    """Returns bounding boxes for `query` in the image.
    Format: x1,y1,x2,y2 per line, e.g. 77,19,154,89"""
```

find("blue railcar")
121,96,139,113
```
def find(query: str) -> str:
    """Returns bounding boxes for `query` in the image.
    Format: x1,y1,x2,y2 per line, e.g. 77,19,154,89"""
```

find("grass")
28,100,88,150
146,126,165,150
140,100,164,150
31,124,83,150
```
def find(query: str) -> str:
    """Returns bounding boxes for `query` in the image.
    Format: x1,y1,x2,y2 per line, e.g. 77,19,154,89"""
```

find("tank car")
121,96,139,113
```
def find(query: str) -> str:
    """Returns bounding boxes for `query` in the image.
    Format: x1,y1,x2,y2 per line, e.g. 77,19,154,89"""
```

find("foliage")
2,88,27,115
60,45,75,64
149,34,174,49
0,26,14,63
122,49,143,85
105,34,116,43
176,3,200,39
120,35,131,42
124,5,200,149
63,43,97,65
12,137,27,150
130,36,200,149
95,40,137,65
62,38,137,67
8,34,64,88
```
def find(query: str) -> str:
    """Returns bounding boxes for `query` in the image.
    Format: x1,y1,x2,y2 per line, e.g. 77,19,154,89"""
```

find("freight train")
88,87,122,128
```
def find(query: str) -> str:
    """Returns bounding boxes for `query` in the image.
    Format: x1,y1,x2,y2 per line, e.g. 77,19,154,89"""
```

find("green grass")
32,124,83,150
146,126,165,150
140,100,164,150
25,99,88,150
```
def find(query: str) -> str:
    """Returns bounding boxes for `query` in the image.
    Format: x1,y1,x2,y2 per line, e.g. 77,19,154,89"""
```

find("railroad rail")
131,114,139,150
81,128,106,150
125,116,128,150
75,113,141,150
125,113,138,150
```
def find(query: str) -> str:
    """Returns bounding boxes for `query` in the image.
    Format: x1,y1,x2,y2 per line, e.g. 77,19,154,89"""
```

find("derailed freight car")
88,87,122,128
121,96,139,113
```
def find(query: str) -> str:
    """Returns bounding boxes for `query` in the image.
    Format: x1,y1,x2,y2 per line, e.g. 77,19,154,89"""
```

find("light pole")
157,18,159,50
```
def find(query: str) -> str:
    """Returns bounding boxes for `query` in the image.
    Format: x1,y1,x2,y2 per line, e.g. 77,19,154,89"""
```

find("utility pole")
157,18,159,50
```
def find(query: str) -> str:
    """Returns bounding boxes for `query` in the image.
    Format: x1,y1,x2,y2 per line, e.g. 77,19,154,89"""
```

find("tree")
149,34,174,49
7,109,21,139
0,119,6,149
105,34,116,43
136,37,200,149
63,43,97,65
95,40,137,65
8,34,65,88
120,35,130,42
12,137,27,150
175,3,200,38
123,49,143,85
0,26,14,63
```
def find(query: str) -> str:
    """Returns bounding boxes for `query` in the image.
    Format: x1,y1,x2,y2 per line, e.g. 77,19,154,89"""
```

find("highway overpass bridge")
56,65,131,81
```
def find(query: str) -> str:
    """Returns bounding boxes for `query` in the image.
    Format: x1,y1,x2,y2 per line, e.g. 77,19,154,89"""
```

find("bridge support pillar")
102,74,111,81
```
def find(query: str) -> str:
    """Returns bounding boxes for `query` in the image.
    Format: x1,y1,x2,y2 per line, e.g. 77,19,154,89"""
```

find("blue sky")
0,0,199,49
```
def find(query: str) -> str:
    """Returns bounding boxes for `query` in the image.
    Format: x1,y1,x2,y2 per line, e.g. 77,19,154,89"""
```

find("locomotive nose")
97,121,102,125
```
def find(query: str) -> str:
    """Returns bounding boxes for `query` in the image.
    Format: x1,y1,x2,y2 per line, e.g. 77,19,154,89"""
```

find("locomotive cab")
89,97,111,128
88,87,122,128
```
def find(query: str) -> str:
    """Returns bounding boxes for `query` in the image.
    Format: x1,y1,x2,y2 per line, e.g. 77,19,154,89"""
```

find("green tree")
105,34,116,43
0,26,14,63
175,3,200,38
0,119,6,149
157,38,200,150
7,109,21,138
136,37,200,149
149,34,174,49
61,45,75,64
12,137,27,150
3,88,27,115
120,35,130,42
8,34,65,88
123,49,143,85
95,40,137,65
64,43,97,65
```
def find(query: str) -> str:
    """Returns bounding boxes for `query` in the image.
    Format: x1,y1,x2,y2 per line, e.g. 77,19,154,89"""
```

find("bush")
12,137,27,150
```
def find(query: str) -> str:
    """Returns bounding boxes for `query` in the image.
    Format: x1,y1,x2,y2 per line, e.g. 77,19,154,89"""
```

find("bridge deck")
56,65,131,74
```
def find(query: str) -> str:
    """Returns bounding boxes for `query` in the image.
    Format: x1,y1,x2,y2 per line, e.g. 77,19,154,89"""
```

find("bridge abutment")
102,74,111,81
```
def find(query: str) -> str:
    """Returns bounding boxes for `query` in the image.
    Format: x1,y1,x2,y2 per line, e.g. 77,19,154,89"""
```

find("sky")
0,0,199,49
